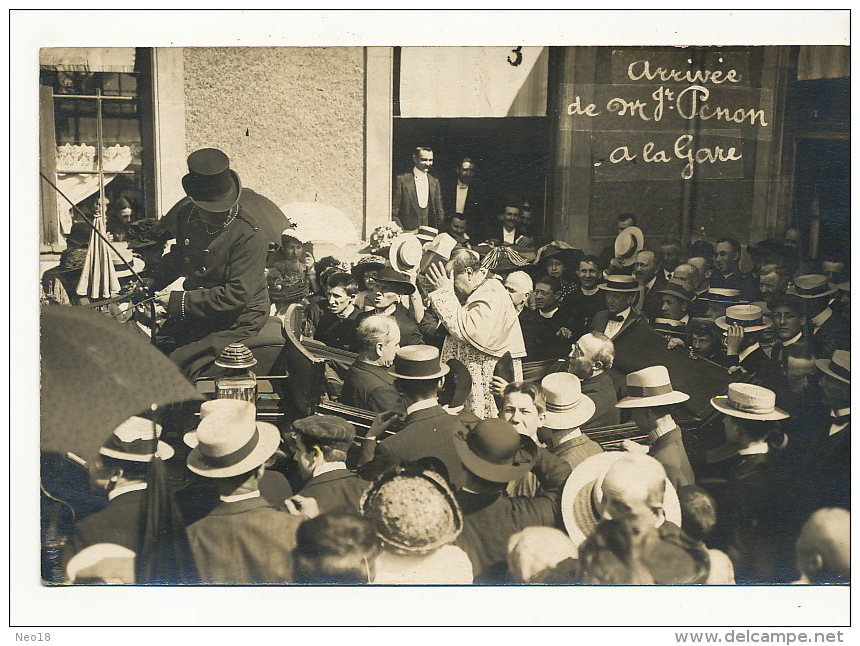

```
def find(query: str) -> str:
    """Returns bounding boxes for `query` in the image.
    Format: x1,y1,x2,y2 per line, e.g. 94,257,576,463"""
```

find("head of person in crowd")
499,198,522,232
715,304,767,354
759,262,792,303
794,508,850,585
616,366,689,438
293,512,380,584
710,383,789,452
390,345,449,408
503,271,533,313
700,288,745,320
786,274,838,320
687,256,714,293
834,281,850,321
453,418,537,495
768,296,805,343
576,518,656,585
447,213,470,244
351,255,385,294
617,213,637,234
354,314,401,367
671,263,699,293
280,232,305,265
185,400,282,499
519,199,536,234
92,415,174,493
533,275,562,314
677,485,719,545
325,272,358,318
539,247,580,285
290,415,356,481
599,275,639,315
658,280,693,321
577,255,602,291
371,267,415,313
816,349,850,411
599,453,670,540
783,227,801,251
688,239,715,262
412,146,434,174
568,332,614,380
455,157,476,185
660,239,684,274
714,237,742,277
633,250,661,285
447,248,488,302
501,381,546,443
820,256,848,284
507,527,578,584
784,343,820,395
687,318,722,361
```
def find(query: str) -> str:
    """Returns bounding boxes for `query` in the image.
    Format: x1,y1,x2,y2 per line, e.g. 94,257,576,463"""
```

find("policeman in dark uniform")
147,148,270,376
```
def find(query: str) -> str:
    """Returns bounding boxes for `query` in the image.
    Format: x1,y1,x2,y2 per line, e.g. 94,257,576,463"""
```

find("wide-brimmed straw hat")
388,233,424,274
185,400,280,478
113,256,145,279
360,463,463,554
652,318,688,340
697,288,746,305
388,345,450,380
540,373,596,430
598,274,640,293
416,226,439,243
351,255,387,283
616,365,689,408
710,383,789,421
786,274,838,299
181,148,242,213
613,226,645,267
561,452,682,548
373,266,416,295
816,349,850,385
420,233,459,273
715,304,768,332
99,416,174,462
453,418,537,483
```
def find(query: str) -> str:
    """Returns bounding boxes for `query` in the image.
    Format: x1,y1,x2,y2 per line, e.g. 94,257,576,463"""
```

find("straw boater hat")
185,399,281,478
597,274,640,293
652,318,688,340
616,365,690,408
540,373,596,430
416,226,439,243
420,232,459,273
388,345,450,381
453,418,537,484
99,416,174,462
786,274,838,299
388,233,424,274
710,383,789,421
360,463,463,554
816,349,850,385
715,304,769,333
697,288,746,305
113,256,145,279
373,266,416,295
560,452,682,549
181,148,242,213
613,226,645,267
65,543,136,584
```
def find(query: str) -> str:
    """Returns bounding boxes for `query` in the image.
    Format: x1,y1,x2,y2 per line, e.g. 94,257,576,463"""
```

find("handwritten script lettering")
608,134,743,179
627,58,741,85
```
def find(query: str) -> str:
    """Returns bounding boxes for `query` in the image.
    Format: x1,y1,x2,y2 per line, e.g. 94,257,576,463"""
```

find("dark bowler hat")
389,345,450,380
767,293,804,314
598,274,640,293
373,266,416,295
453,418,537,483
292,415,356,452
181,148,242,213
438,359,472,409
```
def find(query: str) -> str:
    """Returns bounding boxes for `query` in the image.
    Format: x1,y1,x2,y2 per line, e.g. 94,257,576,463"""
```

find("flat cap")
293,415,356,449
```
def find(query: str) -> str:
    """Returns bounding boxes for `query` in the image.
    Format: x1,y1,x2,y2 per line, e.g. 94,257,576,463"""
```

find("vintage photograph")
19,7,852,629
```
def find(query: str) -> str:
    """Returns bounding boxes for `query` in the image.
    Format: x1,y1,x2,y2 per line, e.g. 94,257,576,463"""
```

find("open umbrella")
40,305,202,462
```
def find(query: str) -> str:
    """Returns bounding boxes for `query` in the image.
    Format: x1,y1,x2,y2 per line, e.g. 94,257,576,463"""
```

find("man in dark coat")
519,275,577,362
787,274,850,357
185,400,305,584
567,332,621,430
313,272,361,351
392,146,444,232
341,314,406,415
148,148,272,376
565,254,605,334
287,416,369,515
442,157,485,241
452,418,572,583
711,237,758,302
354,267,423,347
633,250,668,322
359,346,469,490
591,274,647,341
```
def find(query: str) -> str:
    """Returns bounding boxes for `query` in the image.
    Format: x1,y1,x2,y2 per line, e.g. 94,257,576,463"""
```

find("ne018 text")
16,634,50,642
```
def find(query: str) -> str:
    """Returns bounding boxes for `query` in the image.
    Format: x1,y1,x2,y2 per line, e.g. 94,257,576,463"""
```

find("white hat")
613,226,645,267
715,304,769,333
540,373,596,430
388,233,424,274
616,365,690,408
816,349,851,385
710,383,789,421
99,416,174,462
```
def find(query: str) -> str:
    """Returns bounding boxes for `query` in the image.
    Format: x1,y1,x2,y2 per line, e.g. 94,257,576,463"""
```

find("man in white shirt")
392,146,445,232
590,274,644,340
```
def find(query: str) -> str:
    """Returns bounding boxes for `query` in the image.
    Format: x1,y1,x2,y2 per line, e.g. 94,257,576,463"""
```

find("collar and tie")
609,314,625,322
831,411,850,425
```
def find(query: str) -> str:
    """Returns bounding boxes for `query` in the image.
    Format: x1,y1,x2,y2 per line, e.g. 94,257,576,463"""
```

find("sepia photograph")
12,7,852,632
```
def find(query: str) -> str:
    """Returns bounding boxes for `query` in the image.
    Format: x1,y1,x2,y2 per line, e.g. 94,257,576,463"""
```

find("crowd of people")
44,147,850,586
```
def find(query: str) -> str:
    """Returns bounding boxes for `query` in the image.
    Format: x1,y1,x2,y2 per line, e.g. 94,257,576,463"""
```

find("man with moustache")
392,146,445,232
566,255,606,333
341,314,405,415
711,237,757,302
591,275,647,341
633,250,667,322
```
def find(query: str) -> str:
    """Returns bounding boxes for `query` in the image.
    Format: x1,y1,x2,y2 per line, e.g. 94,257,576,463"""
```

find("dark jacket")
564,287,606,335
649,427,695,489
314,308,360,352
355,303,423,348
361,404,468,490
455,449,572,583
392,171,444,231
341,360,406,415
65,487,147,562
581,371,621,430
553,433,604,470
711,271,758,302
442,179,485,240
717,345,791,409
519,308,577,362
591,308,648,341
187,496,303,584
296,468,370,515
